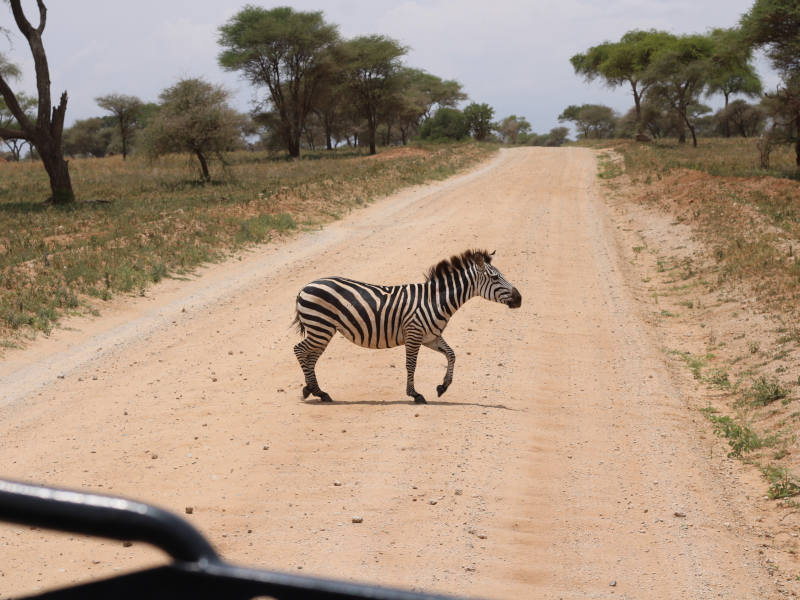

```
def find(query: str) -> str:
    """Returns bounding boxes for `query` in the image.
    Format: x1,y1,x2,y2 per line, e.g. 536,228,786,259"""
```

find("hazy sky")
1,0,780,135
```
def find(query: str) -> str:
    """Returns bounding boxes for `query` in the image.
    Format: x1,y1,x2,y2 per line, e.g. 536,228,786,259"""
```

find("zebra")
292,249,522,404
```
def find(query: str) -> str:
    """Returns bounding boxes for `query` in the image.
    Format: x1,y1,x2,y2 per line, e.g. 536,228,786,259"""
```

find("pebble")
352,516,363,523
429,499,438,505
610,580,617,587
674,511,686,518
185,506,194,514
334,481,342,486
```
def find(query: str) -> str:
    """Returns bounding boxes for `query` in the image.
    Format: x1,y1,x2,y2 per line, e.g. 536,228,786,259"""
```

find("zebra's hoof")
319,392,333,402
436,384,448,397
302,386,311,399
414,394,427,404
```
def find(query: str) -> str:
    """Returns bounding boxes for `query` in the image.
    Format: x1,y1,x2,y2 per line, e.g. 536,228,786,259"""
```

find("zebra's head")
474,251,522,309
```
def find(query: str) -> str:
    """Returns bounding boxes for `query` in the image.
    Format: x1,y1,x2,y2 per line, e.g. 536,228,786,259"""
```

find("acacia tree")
143,78,245,182
218,6,339,158
62,117,114,158
571,30,675,135
96,93,144,159
706,28,763,109
643,34,716,147
0,0,73,203
717,100,765,137
463,102,495,141
418,107,470,141
497,114,531,144
339,35,407,155
741,0,800,167
705,28,763,137
386,68,465,145
308,47,348,150
558,104,617,139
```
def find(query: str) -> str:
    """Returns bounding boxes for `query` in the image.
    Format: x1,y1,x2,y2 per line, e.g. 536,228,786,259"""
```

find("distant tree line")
0,4,497,200
567,0,800,169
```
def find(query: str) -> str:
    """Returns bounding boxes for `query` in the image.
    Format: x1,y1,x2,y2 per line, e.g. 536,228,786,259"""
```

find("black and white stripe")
293,249,522,404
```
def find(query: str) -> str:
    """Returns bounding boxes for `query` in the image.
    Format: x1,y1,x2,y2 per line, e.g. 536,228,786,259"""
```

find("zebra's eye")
490,273,500,281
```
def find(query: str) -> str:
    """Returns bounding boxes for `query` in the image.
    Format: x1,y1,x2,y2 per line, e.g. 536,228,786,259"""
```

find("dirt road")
0,148,781,598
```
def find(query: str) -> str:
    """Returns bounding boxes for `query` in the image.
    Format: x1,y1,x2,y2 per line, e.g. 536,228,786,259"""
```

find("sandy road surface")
0,148,780,598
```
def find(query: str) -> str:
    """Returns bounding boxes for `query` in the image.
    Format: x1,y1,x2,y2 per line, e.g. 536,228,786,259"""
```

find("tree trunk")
679,112,696,147
40,146,74,204
630,81,644,136
195,149,210,182
723,91,731,138
367,118,377,155
796,138,800,169
288,137,300,158
2,2,74,203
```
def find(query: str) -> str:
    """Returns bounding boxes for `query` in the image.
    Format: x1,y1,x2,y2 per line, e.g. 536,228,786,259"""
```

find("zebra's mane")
425,249,492,281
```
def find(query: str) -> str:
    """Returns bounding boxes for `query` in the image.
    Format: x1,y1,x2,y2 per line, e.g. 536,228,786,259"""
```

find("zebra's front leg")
404,329,426,404
424,336,455,397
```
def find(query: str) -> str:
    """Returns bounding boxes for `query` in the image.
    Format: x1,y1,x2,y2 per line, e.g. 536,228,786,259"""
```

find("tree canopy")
96,93,144,159
463,102,494,141
337,34,407,155
558,104,617,139
142,78,245,181
418,107,470,141
570,30,676,133
740,0,800,76
741,0,800,167
218,6,340,158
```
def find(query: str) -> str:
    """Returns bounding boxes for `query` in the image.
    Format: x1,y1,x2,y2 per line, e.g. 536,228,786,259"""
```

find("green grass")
0,143,496,344
669,349,713,380
762,464,800,500
705,412,764,458
596,152,623,179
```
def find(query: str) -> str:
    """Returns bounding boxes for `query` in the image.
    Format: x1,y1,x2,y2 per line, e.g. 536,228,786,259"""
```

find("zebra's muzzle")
507,288,522,309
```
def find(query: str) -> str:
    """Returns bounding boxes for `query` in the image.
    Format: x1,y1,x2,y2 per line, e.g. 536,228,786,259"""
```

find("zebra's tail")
292,296,306,336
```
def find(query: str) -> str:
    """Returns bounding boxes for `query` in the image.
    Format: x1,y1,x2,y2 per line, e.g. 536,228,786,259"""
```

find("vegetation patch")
745,376,789,407
0,143,494,347
596,136,800,523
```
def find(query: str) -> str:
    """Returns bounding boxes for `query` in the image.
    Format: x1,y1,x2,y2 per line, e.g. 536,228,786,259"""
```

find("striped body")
293,250,521,403
296,275,472,349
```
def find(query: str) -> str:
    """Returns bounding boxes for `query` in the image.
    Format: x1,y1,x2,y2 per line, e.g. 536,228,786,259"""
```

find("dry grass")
581,136,798,180
598,138,800,312
0,143,496,347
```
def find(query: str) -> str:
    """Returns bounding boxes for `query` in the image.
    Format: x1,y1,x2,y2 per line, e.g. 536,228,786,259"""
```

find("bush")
418,108,470,142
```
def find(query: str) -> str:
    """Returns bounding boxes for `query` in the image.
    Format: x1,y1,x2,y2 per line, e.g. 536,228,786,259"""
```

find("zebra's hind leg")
424,336,455,397
293,334,333,402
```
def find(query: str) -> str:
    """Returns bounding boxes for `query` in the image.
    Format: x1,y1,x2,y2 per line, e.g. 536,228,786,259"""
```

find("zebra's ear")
474,252,485,268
